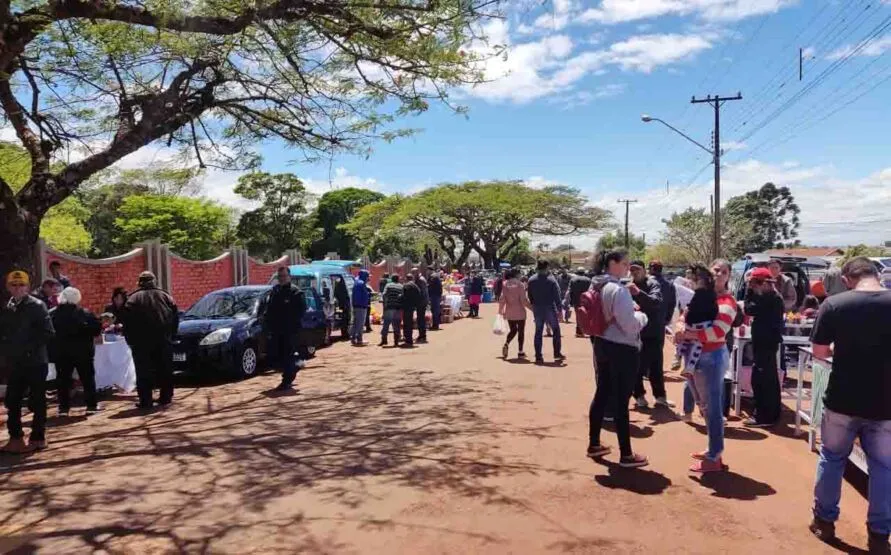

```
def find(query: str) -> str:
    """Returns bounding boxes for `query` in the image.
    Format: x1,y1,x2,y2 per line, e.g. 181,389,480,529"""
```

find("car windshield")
184,290,266,319
881,258,891,268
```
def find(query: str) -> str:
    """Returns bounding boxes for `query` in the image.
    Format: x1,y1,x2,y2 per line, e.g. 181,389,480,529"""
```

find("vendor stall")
795,347,868,474
48,339,137,393
730,315,815,416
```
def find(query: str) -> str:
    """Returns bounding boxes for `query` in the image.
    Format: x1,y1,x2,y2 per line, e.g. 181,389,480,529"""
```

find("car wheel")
238,345,258,378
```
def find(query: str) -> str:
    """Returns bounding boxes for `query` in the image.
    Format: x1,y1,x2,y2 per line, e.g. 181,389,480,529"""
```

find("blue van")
270,264,357,344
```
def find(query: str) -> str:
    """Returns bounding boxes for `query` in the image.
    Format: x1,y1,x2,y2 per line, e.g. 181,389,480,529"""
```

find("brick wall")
170,254,235,310
247,256,290,285
45,250,147,314
41,240,414,314
368,260,387,291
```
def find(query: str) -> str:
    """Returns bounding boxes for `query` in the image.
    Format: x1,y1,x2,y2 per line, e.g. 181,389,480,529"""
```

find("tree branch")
0,75,50,176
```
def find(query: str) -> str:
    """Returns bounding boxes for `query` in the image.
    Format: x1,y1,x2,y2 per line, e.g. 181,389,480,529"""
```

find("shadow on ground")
0,363,554,552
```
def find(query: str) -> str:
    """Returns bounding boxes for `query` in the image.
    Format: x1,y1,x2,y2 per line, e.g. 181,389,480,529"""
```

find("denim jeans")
532,306,562,358
430,296,442,328
696,347,728,461
814,408,891,535
381,309,402,342
350,307,368,343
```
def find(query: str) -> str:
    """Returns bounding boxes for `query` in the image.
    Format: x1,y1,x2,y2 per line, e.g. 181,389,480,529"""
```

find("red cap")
748,267,774,282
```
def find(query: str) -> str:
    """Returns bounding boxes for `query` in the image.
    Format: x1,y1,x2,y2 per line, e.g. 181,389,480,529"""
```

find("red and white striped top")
692,293,738,353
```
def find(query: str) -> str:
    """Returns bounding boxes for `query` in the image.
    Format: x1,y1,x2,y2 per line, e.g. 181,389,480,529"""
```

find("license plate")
172,352,187,362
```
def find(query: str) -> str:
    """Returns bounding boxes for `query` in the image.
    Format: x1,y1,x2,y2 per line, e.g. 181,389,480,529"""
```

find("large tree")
724,183,801,253
660,207,751,264
345,181,612,268
234,172,315,259
0,0,498,284
1,142,92,255
595,230,646,262
114,194,233,259
307,187,385,259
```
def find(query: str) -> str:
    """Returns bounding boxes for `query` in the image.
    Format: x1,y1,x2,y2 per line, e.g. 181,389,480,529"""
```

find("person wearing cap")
743,266,785,428
628,260,671,409
50,287,102,416
122,271,179,410
1,270,55,453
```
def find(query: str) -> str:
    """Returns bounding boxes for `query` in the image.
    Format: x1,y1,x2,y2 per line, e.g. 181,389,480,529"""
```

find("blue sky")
121,0,891,247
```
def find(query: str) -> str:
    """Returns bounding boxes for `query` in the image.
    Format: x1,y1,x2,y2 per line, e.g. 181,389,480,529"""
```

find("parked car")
729,254,829,308
172,285,328,379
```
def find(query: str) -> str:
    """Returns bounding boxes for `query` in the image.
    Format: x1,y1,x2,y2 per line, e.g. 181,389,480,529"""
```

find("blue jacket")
352,270,371,308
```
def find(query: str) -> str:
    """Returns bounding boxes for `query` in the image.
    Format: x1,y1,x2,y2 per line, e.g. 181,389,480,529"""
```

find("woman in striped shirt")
675,259,739,473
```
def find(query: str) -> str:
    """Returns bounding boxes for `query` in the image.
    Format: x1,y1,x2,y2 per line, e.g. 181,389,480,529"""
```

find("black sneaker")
586,444,611,458
85,406,100,416
135,402,153,410
517,351,527,358
809,517,836,543
868,529,890,554
554,354,566,362
275,383,294,392
58,409,70,417
535,356,545,364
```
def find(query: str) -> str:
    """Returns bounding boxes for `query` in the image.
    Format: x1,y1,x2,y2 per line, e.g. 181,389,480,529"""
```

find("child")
800,294,820,318
675,265,718,378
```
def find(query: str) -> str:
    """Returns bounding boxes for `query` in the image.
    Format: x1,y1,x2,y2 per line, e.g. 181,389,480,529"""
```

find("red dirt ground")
0,304,873,554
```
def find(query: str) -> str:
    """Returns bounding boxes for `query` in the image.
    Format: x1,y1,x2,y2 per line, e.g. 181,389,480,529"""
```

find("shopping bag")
492,315,506,335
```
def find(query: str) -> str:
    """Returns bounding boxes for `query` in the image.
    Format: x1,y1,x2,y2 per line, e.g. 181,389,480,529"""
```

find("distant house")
764,247,845,259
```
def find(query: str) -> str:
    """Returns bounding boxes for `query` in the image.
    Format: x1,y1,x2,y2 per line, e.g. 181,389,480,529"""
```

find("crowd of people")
1,253,889,552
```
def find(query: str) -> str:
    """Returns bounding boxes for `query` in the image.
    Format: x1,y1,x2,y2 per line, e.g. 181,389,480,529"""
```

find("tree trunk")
0,203,41,303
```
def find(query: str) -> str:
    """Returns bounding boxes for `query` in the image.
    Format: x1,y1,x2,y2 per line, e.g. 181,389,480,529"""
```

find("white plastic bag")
492,314,506,335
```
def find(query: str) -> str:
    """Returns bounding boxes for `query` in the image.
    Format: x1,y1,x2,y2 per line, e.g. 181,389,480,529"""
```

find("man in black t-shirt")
808,257,891,552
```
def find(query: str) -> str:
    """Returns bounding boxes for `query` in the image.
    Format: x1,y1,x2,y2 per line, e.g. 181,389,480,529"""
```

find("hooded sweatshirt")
589,274,647,349
352,270,371,308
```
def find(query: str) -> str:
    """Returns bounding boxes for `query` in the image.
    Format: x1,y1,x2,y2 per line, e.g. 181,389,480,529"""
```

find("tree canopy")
0,0,499,279
596,231,646,262
234,172,315,260
345,180,612,268
114,194,233,259
659,207,751,264
725,183,800,253
307,187,386,259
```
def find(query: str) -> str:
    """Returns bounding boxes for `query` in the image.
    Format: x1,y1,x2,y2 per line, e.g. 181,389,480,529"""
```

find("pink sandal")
690,458,728,473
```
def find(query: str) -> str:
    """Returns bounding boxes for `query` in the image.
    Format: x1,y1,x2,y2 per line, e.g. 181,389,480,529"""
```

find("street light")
640,114,713,155
641,113,721,260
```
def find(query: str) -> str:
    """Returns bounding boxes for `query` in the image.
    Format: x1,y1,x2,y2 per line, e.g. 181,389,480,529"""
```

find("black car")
172,285,329,378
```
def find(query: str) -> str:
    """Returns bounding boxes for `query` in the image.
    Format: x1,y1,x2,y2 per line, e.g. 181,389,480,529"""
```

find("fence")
37,240,429,313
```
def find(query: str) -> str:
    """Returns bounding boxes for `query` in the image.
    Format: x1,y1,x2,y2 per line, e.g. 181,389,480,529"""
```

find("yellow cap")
6,270,30,287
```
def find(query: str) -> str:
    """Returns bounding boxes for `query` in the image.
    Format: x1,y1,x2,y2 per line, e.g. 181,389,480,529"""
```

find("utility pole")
617,199,638,249
691,93,742,260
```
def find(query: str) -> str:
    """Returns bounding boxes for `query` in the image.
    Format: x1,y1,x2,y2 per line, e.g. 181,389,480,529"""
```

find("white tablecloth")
48,340,137,393
443,294,463,314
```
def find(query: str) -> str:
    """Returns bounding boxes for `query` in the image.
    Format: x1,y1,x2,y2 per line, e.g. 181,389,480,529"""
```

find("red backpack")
577,288,612,337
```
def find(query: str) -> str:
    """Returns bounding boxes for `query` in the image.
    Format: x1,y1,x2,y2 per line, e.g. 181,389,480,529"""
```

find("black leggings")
505,320,525,351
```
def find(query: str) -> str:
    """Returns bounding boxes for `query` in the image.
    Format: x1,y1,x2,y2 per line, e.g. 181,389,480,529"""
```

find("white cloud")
549,83,627,109
721,141,747,152
827,35,891,61
468,24,711,102
580,0,793,25
577,159,891,246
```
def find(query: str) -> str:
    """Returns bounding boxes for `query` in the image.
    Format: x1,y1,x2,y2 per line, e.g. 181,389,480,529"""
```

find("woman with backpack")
585,248,649,468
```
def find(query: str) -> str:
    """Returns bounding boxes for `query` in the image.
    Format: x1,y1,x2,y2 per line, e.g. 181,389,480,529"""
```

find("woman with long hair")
586,248,649,468
498,268,531,359
675,259,738,473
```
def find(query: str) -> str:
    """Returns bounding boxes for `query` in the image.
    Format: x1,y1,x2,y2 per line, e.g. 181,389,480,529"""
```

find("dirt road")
0,304,871,553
